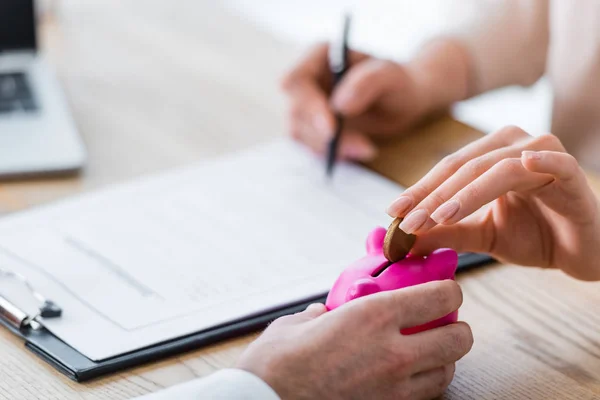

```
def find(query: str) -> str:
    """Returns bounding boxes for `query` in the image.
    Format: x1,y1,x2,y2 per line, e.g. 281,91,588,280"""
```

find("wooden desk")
1,1,599,399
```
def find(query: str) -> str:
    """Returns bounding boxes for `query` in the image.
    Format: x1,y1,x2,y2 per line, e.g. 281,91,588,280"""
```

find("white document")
0,139,403,361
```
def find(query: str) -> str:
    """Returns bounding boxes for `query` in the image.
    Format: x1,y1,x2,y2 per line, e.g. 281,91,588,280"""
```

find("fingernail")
387,196,413,216
313,114,331,135
431,199,460,223
399,209,428,234
345,143,378,161
522,151,542,160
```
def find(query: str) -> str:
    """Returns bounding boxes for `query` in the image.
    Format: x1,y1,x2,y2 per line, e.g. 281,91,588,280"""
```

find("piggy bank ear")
366,227,387,255
426,249,459,280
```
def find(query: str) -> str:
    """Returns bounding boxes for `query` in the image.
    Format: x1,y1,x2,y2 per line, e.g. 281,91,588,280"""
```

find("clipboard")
0,295,327,382
0,118,495,381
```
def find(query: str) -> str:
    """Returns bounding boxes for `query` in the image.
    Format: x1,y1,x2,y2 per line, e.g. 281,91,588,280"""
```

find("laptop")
0,0,86,178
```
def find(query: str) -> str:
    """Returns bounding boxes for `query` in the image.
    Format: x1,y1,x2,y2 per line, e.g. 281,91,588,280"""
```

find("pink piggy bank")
326,226,459,335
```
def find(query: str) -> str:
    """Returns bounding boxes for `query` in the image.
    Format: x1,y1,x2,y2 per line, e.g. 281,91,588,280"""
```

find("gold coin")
383,217,416,262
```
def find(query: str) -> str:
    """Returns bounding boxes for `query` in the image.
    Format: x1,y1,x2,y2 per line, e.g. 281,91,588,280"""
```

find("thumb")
275,303,327,327
522,150,598,224
410,218,491,256
331,59,401,116
295,303,328,321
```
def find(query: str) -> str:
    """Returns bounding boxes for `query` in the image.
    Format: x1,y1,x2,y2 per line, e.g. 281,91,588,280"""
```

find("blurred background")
1,0,551,210
222,0,552,135
38,0,552,136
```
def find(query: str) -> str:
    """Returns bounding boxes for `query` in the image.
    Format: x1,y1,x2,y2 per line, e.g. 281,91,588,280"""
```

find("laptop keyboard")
0,72,38,114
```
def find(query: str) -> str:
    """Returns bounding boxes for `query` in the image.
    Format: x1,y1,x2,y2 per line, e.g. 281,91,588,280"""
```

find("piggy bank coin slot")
371,261,393,277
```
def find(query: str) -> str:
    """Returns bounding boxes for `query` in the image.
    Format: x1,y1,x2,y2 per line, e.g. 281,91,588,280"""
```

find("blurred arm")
449,0,550,94
405,0,549,114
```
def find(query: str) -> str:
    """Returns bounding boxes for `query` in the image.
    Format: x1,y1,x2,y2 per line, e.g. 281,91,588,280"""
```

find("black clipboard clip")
0,267,62,331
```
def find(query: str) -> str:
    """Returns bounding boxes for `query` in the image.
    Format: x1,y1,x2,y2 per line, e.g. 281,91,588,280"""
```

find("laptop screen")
0,0,37,52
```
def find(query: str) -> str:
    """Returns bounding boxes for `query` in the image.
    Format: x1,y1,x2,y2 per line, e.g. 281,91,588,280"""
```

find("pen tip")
326,167,333,178
326,156,335,178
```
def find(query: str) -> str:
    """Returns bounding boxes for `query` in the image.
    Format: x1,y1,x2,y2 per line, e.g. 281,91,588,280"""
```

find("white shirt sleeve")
134,368,281,400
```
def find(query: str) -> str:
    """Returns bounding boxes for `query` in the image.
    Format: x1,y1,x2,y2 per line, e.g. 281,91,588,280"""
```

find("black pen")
326,14,351,177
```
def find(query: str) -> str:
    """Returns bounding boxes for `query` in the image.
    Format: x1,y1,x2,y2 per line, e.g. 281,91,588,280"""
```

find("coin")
383,217,416,262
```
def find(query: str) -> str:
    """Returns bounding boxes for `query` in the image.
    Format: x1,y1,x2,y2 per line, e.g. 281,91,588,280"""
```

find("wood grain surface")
0,1,599,399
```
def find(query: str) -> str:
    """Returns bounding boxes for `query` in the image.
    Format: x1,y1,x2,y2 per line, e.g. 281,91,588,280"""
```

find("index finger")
387,126,530,218
282,43,370,94
282,43,331,93
410,217,493,256
377,280,463,330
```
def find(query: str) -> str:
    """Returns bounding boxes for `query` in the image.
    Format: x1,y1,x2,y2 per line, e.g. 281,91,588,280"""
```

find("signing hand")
237,280,473,400
281,44,431,161
387,126,600,281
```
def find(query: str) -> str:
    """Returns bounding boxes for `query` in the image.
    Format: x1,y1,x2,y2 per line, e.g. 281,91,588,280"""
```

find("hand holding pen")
281,18,439,167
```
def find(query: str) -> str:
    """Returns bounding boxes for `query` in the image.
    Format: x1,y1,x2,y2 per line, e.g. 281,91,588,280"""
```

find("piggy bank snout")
345,279,381,302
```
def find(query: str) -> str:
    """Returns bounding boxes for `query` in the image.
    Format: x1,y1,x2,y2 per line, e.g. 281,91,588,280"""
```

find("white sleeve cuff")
134,368,281,400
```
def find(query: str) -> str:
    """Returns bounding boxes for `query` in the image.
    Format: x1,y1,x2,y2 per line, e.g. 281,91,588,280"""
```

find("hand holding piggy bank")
325,227,459,334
